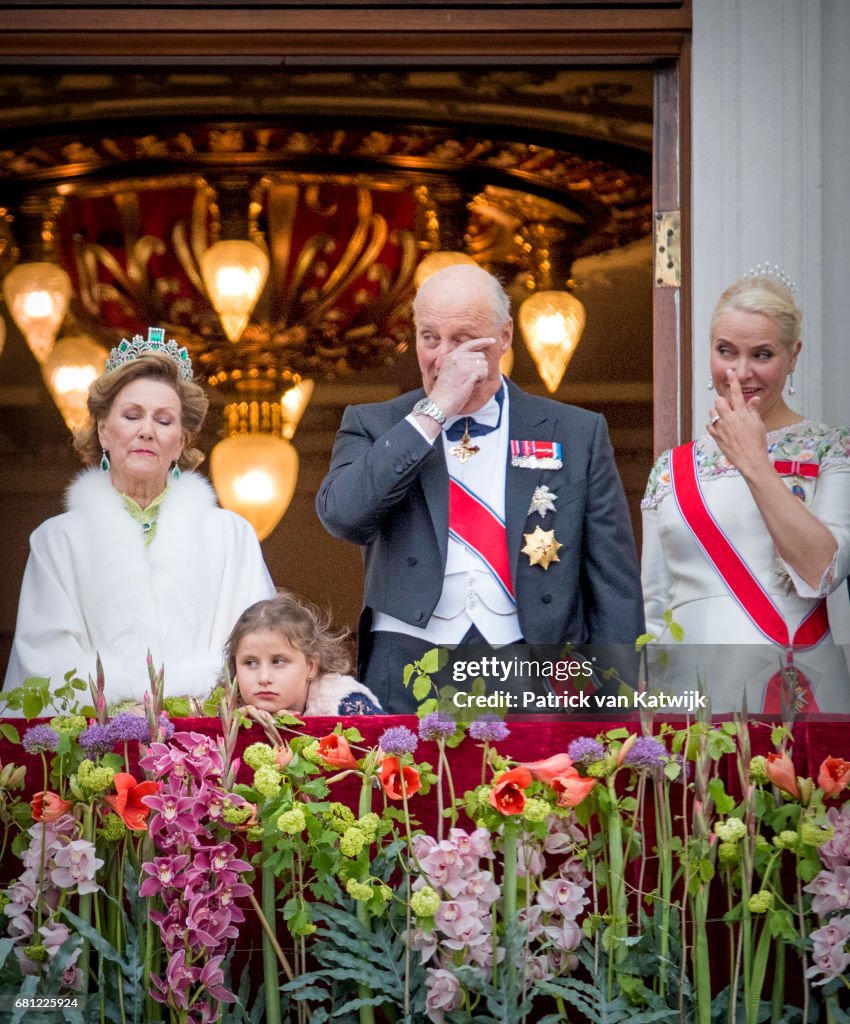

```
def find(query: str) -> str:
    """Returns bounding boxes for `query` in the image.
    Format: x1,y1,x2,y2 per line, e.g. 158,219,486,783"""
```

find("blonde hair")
73,353,209,470
225,590,351,680
711,274,802,352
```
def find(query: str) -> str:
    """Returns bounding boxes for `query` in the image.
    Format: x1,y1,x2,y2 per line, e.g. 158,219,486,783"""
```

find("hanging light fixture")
41,334,109,433
518,290,586,393
280,380,314,440
2,262,71,364
200,240,269,344
210,400,299,540
517,222,586,393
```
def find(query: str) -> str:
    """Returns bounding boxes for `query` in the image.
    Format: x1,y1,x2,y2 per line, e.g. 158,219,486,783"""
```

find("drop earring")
100,450,110,472
170,462,181,481
787,372,796,396
706,378,714,391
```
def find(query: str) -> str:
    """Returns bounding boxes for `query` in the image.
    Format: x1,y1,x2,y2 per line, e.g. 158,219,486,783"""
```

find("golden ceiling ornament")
521,525,562,570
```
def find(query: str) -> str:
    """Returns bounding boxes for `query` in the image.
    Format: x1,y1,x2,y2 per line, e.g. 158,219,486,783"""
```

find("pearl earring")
787,372,796,396
706,378,714,391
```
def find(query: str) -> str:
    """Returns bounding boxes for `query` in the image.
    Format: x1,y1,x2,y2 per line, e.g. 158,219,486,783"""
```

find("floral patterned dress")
641,421,850,713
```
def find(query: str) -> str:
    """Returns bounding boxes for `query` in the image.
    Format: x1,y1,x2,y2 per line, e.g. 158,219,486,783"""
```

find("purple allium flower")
419,712,457,742
379,725,419,757
78,723,115,756
108,712,151,743
158,713,175,741
623,736,667,770
567,737,605,765
22,724,59,755
468,715,510,742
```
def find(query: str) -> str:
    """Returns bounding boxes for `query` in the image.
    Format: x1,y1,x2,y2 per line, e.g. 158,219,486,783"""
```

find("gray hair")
414,264,511,326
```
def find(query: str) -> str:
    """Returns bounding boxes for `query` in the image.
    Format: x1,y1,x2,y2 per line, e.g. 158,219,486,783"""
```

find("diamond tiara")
746,262,797,295
105,327,194,382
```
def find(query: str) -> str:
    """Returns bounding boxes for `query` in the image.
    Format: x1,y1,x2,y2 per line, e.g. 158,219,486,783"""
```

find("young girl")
225,591,384,716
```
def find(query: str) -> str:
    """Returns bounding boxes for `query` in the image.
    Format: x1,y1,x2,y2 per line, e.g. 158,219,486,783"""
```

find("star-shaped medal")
521,526,562,570
528,485,557,518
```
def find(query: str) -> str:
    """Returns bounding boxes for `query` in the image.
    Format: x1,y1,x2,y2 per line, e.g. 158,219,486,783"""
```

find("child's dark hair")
225,590,351,681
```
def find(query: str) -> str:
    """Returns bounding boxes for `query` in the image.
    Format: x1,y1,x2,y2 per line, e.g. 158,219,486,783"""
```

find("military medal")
528,485,557,518
521,525,562,570
772,458,819,503
450,420,480,463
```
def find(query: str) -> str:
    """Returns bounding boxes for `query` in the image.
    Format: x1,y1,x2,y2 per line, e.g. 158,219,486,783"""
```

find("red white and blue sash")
669,442,828,711
448,478,516,604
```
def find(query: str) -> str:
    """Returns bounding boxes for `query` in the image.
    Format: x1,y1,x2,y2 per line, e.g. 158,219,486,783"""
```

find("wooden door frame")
0,2,692,453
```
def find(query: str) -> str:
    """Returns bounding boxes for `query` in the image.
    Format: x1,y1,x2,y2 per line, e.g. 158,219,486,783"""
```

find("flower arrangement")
0,654,848,1023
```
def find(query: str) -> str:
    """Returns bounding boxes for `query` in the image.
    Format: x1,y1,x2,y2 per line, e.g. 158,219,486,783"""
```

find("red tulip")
379,757,421,800
31,791,72,823
104,772,160,831
317,734,359,770
489,766,532,816
817,756,850,798
551,768,598,808
520,753,574,784
765,752,800,800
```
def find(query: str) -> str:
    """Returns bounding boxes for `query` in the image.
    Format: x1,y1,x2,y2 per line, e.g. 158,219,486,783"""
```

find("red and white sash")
669,442,828,712
448,478,516,604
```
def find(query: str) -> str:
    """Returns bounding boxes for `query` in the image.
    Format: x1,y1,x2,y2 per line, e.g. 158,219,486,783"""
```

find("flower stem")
356,774,377,1024
261,848,282,1024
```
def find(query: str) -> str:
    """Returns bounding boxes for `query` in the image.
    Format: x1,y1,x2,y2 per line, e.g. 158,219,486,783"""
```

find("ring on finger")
710,413,721,426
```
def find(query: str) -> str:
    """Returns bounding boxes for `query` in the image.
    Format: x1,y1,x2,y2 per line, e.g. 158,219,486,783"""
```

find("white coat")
4,469,275,706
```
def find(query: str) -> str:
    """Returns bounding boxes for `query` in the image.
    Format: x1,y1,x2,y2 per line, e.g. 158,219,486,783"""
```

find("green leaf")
708,777,736,815
0,723,20,743
668,621,685,642
418,647,445,674
163,695,192,717
412,675,432,702
22,689,46,719
635,633,656,650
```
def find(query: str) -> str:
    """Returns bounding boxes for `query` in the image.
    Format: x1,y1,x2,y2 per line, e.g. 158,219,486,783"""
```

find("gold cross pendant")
450,423,480,463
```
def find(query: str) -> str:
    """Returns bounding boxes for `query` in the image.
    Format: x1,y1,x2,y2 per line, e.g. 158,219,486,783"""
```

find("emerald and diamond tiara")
105,327,194,381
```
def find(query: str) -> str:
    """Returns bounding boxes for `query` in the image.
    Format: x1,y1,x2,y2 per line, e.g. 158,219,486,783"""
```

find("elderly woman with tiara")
641,267,850,714
3,328,275,707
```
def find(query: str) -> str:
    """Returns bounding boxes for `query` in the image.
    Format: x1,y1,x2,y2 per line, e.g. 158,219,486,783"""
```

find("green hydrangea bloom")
77,759,115,795
99,813,127,842
523,797,551,824
0,892,9,913
222,803,254,825
301,740,320,763
277,807,307,835
339,827,365,858
747,890,774,913
773,830,799,850
49,714,87,738
585,761,609,778
327,803,356,833
717,842,740,866
410,886,440,918
24,943,48,963
247,825,264,843
346,878,374,902
715,818,747,843
253,765,282,798
358,812,381,844
749,755,769,784
801,822,833,848
243,743,277,769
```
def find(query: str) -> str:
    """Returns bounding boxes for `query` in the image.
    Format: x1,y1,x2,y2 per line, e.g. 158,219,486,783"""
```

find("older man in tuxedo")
316,264,644,713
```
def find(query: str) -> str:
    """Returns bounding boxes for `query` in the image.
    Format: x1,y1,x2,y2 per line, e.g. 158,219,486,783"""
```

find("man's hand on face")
427,336,498,419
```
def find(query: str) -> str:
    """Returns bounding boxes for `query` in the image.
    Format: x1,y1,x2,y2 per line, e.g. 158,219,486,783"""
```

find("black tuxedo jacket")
316,380,644,659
